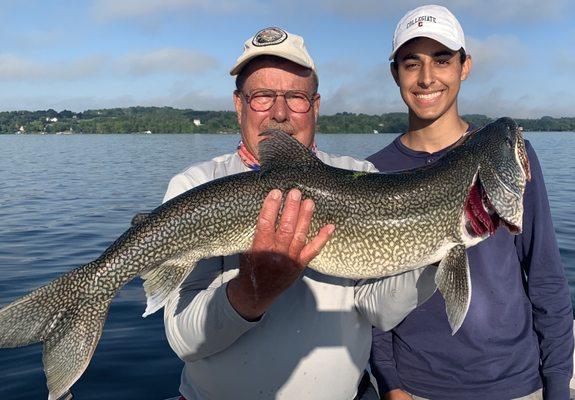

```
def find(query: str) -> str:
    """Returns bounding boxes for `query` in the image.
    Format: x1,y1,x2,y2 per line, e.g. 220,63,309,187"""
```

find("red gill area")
464,180,500,237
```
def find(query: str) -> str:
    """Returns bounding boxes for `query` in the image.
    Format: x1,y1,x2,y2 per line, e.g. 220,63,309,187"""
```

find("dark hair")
235,55,319,93
391,38,468,70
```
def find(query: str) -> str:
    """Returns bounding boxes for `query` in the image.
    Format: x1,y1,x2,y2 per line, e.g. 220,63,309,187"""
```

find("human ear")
461,55,472,81
390,63,400,87
313,94,321,122
233,91,243,125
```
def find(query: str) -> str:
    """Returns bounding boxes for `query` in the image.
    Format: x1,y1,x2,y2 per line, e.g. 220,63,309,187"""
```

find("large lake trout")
0,117,530,399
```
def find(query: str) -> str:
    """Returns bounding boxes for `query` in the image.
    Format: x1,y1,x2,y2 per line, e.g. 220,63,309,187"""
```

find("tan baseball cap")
390,5,466,61
230,27,316,76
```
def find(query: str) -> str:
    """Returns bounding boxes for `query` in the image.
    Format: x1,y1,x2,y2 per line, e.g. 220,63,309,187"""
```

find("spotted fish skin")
0,117,529,400
305,118,528,279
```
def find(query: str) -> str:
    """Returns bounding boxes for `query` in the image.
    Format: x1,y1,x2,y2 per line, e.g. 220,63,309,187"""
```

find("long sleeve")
163,173,201,203
515,144,574,399
354,266,437,332
162,157,263,362
356,266,437,395
370,327,401,394
163,256,262,362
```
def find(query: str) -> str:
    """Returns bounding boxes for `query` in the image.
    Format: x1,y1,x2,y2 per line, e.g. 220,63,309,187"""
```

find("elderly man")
162,27,434,400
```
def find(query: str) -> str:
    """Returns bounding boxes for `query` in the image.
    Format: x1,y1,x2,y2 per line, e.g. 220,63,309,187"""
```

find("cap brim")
230,51,313,75
388,33,463,61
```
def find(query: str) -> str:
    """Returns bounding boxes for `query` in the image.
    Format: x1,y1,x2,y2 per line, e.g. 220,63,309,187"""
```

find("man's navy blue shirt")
367,132,573,400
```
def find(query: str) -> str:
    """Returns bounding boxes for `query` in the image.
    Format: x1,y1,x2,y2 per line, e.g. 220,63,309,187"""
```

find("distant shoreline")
2,107,574,134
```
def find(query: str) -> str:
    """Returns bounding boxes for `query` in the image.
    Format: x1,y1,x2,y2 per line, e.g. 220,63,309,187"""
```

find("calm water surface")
0,133,573,399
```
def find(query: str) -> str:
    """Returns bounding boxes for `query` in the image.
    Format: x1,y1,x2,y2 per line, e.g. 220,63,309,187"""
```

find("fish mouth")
464,174,521,237
516,130,531,182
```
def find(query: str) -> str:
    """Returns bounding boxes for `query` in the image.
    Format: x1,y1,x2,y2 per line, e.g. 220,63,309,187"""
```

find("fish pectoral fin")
141,256,197,317
435,245,471,335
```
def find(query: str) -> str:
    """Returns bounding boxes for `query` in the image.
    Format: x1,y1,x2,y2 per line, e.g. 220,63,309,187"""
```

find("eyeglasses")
238,89,317,113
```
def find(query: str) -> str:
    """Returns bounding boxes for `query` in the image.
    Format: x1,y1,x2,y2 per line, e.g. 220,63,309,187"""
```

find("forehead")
242,59,314,90
396,37,454,59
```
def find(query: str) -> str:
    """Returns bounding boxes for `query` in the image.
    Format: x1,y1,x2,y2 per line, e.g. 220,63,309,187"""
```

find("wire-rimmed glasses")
238,89,317,113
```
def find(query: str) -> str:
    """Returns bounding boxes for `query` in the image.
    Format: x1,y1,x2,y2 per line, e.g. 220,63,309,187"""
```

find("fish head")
475,117,530,235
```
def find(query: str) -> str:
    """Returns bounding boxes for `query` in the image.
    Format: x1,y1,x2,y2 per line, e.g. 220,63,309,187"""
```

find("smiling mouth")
414,91,443,100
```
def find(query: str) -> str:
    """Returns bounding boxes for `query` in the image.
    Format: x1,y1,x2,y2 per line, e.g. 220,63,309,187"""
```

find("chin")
411,111,442,122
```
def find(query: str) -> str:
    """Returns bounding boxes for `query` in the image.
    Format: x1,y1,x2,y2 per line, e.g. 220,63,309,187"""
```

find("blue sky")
0,0,573,118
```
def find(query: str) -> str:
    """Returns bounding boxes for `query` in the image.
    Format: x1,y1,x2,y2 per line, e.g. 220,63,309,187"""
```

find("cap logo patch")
252,27,288,47
406,15,437,29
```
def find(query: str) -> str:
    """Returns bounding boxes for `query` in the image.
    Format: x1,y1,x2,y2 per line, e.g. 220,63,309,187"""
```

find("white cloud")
465,34,527,80
117,48,218,76
272,0,411,21
91,0,250,21
0,54,107,81
450,0,572,22
0,48,217,81
554,45,575,75
459,86,575,119
318,0,386,16
320,60,362,78
148,79,234,110
6,29,64,50
0,94,156,113
0,89,234,113
160,90,233,111
0,55,37,79
320,63,405,115
62,56,109,79
271,0,572,22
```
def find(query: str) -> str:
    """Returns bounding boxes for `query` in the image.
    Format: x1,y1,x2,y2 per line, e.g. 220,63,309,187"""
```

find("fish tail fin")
0,262,112,400
435,245,472,335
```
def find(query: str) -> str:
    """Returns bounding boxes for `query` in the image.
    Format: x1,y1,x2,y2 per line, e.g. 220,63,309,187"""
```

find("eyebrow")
400,50,455,62
433,50,456,58
400,53,420,62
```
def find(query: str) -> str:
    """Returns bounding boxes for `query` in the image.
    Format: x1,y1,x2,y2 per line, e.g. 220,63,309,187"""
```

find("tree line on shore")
1,107,574,134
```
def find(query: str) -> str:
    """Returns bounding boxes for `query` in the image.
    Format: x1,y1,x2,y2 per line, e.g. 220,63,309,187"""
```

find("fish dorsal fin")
258,129,323,173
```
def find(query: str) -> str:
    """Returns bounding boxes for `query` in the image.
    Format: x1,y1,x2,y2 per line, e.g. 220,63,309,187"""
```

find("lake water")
0,133,573,399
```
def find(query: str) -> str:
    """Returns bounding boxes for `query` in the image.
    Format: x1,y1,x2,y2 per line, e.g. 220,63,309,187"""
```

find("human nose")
270,94,289,122
418,62,435,87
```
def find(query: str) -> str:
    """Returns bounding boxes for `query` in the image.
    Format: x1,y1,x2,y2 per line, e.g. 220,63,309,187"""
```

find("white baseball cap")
389,5,466,61
230,27,316,76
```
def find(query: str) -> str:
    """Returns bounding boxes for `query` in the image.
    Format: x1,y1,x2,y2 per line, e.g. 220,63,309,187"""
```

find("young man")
162,27,436,400
368,5,573,400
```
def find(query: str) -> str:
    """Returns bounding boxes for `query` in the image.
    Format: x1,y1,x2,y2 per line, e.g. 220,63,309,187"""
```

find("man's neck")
401,111,469,153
